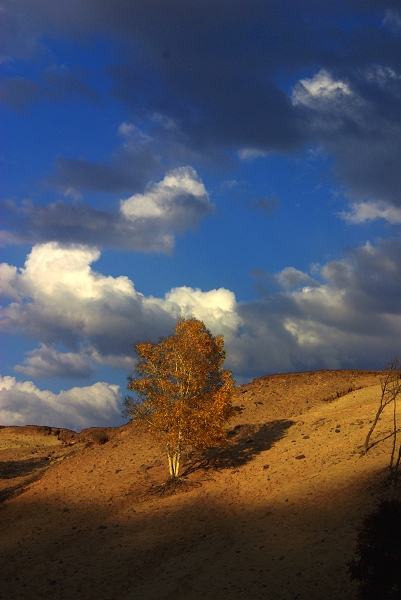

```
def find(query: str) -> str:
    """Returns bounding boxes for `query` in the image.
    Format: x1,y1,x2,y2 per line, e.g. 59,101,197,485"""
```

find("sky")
1,0,401,431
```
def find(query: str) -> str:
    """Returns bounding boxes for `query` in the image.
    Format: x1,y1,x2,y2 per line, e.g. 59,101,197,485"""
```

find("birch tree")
124,317,235,479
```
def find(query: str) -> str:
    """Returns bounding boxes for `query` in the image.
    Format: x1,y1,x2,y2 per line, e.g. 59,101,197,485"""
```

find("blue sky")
1,1,401,430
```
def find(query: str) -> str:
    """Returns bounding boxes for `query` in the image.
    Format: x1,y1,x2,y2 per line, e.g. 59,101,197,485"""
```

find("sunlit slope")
1,370,399,600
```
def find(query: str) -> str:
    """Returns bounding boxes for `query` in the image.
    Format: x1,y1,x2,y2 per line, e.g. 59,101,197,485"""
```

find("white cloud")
2,238,401,395
0,242,174,366
120,166,212,224
0,376,121,431
117,121,153,146
292,69,352,108
0,243,243,377
340,201,401,224
163,286,242,334
237,147,268,161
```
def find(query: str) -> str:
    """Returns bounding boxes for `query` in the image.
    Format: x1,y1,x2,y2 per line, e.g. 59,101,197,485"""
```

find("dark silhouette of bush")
348,499,401,599
86,428,109,445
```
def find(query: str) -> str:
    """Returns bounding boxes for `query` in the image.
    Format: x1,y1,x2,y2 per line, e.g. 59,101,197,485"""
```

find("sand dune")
1,370,400,599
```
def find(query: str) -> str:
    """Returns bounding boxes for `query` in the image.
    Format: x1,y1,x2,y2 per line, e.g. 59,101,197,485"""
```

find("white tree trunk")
167,448,180,478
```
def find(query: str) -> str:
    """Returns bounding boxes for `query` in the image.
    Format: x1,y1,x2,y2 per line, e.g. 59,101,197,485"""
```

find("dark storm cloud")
45,118,212,196
4,0,395,146
0,71,100,111
292,63,401,209
14,344,95,379
48,158,140,194
2,1,401,206
323,237,401,315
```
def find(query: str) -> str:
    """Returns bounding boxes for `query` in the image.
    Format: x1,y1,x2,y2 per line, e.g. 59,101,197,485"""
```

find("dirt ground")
1,369,400,600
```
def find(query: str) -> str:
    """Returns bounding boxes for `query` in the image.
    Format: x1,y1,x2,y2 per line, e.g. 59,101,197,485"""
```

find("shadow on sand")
0,456,50,480
0,458,50,504
182,419,295,476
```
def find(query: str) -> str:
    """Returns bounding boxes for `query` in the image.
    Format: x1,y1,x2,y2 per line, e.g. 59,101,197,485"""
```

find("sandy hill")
0,369,400,600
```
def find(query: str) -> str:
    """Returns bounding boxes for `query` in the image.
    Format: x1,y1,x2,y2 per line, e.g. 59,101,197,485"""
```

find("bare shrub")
364,358,401,476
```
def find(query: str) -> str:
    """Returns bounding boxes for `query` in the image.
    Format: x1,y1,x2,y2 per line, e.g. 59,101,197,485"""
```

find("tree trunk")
364,405,384,454
389,397,397,469
395,444,401,480
172,451,180,478
167,452,174,477
167,448,181,478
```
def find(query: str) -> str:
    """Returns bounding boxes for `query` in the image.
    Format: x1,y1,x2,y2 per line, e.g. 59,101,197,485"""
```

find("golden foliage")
124,317,235,477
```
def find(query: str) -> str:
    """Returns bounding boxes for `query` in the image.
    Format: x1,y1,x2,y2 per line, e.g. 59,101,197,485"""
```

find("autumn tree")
124,317,235,479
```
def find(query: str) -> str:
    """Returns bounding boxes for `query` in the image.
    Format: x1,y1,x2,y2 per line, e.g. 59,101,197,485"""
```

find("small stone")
295,454,306,460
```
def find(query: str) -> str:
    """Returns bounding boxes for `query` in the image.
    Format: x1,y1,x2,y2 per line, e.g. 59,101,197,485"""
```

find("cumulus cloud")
2,238,401,388
0,242,242,374
2,167,215,252
0,376,121,431
0,242,175,366
120,167,214,237
163,286,242,334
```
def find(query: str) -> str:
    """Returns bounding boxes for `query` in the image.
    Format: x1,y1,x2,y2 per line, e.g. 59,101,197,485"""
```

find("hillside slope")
1,370,400,600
